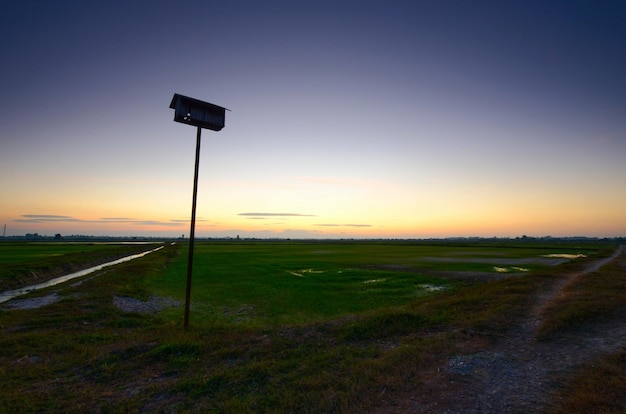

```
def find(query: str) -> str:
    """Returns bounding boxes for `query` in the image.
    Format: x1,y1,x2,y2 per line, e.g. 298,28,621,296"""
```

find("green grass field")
0,242,148,265
146,241,599,327
0,240,622,413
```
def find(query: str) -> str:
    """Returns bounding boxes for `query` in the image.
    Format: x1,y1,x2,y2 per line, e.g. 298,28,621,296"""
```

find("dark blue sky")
2,1,625,238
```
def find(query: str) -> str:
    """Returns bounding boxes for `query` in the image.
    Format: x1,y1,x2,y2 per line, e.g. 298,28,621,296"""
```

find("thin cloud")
238,213,316,217
98,218,190,226
133,220,183,227
315,223,372,228
16,214,184,227
23,214,74,219
170,219,208,223
100,218,183,226
100,217,135,221
17,215,81,223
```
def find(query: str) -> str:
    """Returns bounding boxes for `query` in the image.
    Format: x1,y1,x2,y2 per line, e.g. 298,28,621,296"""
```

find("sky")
1,1,625,239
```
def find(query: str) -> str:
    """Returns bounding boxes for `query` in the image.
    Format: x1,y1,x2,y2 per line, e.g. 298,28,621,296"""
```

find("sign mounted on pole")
169,93,228,329
170,93,227,131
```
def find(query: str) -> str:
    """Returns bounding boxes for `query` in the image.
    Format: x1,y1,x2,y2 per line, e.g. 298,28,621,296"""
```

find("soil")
3,291,180,314
383,245,626,413
2,292,62,310
112,295,181,314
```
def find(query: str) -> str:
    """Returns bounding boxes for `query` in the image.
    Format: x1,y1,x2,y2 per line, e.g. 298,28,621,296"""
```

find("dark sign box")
170,93,226,131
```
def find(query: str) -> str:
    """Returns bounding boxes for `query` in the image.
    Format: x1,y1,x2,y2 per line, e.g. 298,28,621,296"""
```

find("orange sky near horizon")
3,167,624,238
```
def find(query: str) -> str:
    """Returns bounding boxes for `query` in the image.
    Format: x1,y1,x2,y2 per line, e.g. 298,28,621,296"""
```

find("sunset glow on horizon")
1,1,625,239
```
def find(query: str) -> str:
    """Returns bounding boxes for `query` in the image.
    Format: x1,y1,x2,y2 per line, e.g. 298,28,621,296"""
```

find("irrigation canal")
0,245,164,304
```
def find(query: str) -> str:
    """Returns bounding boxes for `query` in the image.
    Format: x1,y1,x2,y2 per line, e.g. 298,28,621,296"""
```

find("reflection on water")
542,253,586,259
285,268,326,277
493,266,529,273
0,246,164,304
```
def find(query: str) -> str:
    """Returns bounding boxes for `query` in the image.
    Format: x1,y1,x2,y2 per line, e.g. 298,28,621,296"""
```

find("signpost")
169,93,227,328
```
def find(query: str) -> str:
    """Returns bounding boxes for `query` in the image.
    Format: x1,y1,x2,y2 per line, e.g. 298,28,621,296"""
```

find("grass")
147,241,599,327
0,241,160,265
549,349,626,414
0,240,620,412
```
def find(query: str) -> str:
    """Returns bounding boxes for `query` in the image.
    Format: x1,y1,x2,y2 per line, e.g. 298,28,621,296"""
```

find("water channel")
0,245,164,304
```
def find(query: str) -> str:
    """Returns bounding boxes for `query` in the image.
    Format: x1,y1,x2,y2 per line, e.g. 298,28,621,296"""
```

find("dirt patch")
2,293,61,310
2,293,180,314
433,270,527,283
113,296,181,314
422,256,570,266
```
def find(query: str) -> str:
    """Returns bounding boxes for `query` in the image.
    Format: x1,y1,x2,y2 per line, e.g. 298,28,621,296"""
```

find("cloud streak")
15,214,184,227
238,213,316,217
315,223,372,228
17,215,81,222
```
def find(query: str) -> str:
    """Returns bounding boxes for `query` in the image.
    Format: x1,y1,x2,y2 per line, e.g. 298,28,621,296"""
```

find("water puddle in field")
416,284,446,292
286,269,325,277
542,253,586,259
0,246,164,304
493,266,529,273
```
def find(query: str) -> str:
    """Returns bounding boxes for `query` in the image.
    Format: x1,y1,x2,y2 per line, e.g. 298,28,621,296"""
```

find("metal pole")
184,126,202,329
